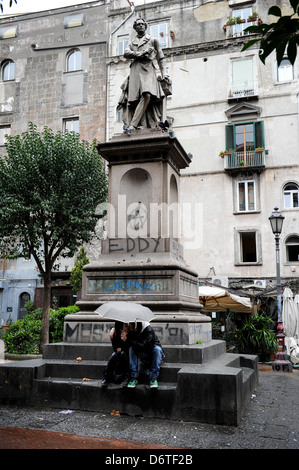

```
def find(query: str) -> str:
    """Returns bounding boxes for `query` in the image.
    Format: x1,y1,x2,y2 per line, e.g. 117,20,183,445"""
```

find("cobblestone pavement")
0,367,298,451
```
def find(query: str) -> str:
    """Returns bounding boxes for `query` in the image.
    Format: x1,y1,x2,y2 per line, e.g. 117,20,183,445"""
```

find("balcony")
228,81,258,101
224,18,260,39
224,150,265,173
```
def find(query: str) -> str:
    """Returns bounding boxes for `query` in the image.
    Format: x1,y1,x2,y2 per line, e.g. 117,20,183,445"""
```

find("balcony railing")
228,80,258,100
224,150,265,172
225,19,259,38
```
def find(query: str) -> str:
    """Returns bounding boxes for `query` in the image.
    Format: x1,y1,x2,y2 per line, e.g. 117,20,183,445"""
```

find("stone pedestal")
64,130,211,344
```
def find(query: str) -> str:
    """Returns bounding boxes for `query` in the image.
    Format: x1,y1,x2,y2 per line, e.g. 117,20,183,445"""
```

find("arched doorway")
18,292,31,320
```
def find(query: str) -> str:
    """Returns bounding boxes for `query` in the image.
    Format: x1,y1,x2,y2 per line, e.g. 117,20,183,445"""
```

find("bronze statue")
118,17,172,135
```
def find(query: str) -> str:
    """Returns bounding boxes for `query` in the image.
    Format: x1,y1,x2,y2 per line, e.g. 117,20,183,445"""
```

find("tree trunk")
39,270,52,354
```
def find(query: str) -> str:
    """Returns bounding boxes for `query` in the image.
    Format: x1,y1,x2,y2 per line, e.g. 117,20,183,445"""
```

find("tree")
69,245,90,294
0,123,107,352
0,0,17,13
242,0,299,65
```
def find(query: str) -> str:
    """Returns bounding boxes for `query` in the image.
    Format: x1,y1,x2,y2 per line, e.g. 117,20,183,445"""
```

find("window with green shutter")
224,121,265,170
225,121,264,151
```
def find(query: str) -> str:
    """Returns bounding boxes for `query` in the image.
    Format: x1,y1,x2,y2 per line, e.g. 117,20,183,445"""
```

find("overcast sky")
0,0,92,15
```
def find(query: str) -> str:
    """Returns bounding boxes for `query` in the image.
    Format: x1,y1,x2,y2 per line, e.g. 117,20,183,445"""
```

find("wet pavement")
0,365,298,454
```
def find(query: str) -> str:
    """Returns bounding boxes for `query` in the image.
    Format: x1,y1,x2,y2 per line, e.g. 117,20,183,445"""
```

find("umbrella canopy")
95,301,155,323
198,286,253,313
294,295,299,346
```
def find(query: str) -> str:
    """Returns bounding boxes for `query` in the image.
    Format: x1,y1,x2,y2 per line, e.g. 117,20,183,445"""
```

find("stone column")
64,130,211,345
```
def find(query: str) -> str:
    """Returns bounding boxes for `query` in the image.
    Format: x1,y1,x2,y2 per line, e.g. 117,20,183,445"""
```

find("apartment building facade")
0,1,108,323
0,0,298,323
107,0,299,301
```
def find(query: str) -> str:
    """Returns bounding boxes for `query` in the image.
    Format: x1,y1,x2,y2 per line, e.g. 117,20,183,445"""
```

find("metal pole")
275,234,282,323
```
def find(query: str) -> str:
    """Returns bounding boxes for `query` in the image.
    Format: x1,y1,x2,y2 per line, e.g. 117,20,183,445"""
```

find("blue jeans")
129,345,164,380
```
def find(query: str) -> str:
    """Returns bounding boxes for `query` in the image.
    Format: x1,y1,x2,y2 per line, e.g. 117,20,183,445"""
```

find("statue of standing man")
118,17,172,134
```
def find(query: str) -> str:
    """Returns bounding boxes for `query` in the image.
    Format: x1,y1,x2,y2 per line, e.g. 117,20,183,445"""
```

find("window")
117,35,129,56
150,23,168,48
0,26,17,39
64,14,84,28
63,117,79,134
235,229,262,265
284,183,299,208
240,231,257,263
1,59,15,81
225,121,264,168
231,7,252,37
231,57,255,97
237,180,256,212
278,58,293,82
0,125,11,145
66,49,82,72
286,236,299,262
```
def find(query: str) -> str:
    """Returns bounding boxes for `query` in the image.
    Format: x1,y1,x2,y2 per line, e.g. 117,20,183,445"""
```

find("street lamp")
269,207,292,372
269,207,284,323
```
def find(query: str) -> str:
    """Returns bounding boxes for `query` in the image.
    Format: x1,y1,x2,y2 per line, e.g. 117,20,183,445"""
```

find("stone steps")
0,340,259,425
42,359,182,383
33,376,179,419
42,340,227,364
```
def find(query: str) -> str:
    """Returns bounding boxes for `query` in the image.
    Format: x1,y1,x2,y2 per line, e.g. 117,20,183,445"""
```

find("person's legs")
127,347,138,388
101,351,118,387
149,345,164,387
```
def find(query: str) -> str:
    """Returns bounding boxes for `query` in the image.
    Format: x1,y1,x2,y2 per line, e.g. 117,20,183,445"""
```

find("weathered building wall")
107,0,299,290
0,1,108,141
0,1,108,322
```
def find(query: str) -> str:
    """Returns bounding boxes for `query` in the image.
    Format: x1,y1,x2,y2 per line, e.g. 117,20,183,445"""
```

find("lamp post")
269,207,292,372
268,207,284,324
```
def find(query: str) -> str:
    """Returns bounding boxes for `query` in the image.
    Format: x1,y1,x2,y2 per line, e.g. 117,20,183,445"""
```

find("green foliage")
2,316,42,354
0,122,107,268
236,312,278,355
2,305,80,354
242,0,299,65
69,246,90,292
0,0,17,13
0,122,107,350
24,300,35,314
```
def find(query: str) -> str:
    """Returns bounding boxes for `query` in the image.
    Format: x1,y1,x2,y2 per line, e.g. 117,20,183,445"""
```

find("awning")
198,285,254,313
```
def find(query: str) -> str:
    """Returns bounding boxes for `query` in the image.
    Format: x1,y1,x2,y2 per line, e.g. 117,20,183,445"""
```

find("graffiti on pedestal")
88,277,171,294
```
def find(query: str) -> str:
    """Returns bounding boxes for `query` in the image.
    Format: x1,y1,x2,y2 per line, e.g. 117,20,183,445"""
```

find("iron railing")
224,150,265,170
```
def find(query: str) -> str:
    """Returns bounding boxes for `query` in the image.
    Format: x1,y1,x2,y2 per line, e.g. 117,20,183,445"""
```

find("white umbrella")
294,294,299,346
282,288,297,338
95,301,156,323
198,286,253,313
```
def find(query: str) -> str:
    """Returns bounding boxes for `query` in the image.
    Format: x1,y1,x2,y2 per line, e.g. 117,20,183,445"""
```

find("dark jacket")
111,321,130,354
130,324,162,354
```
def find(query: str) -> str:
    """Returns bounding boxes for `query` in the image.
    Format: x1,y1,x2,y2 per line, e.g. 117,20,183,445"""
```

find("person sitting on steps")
121,321,164,389
101,321,130,387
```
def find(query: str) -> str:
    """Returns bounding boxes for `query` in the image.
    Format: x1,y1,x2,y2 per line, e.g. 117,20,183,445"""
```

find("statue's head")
133,17,147,32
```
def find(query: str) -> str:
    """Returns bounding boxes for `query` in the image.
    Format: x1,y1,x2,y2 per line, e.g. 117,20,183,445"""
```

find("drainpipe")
105,1,135,142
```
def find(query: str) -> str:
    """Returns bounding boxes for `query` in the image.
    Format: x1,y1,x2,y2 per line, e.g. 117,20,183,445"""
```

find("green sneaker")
150,379,158,388
127,379,138,388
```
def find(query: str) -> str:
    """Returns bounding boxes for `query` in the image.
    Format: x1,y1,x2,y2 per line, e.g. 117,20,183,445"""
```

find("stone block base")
63,316,212,345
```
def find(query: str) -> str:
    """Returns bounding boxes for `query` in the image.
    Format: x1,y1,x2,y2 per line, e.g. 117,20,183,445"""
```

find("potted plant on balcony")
247,12,260,22
219,150,231,158
223,16,235,31
255,147,264,152
235,16,246,24
170,31,175,39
